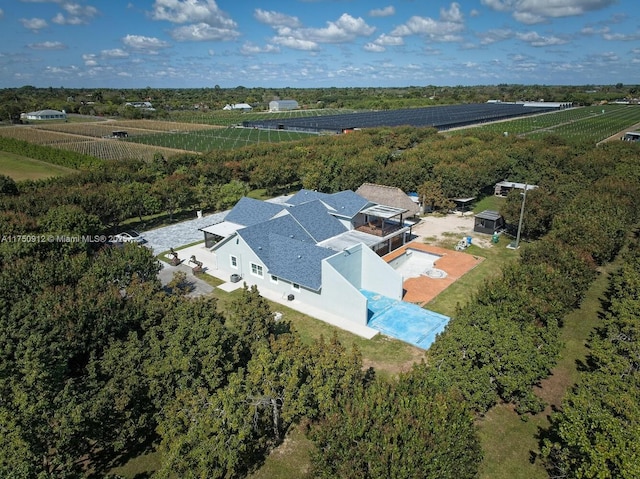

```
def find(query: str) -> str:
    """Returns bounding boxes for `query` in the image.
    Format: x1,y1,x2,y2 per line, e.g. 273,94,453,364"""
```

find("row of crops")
465,105,640,143
124,127,314,152
167,108,357,126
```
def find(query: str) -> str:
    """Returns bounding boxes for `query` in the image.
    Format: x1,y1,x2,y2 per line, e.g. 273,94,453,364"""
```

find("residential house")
201,190,416,329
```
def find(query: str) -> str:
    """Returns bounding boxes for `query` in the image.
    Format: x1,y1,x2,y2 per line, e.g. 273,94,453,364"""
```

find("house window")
270,275,278,284
250,263,264,278
230,255,238,269
292,283,300,291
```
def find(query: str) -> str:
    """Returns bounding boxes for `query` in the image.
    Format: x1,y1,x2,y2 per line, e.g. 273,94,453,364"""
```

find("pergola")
358,204,408,237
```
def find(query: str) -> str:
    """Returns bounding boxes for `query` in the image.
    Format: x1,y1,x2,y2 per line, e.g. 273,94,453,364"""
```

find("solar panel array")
242,103,560,133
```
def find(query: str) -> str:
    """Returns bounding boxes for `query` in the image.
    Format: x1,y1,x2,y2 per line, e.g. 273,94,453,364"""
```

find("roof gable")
224,197,285,227
266,233,335,291
286,189,331,206
238,214,314,266
286,200,347,242
323,190,370,218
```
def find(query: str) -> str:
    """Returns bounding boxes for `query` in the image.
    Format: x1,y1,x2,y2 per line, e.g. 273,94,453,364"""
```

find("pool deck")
383,241,484,306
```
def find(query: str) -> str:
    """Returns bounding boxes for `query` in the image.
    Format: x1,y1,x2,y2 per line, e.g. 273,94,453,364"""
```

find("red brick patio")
383,241,484,306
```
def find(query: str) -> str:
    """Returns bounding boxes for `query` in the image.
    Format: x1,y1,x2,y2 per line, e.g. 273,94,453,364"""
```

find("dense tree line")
541,237,640,478
1,122,640,476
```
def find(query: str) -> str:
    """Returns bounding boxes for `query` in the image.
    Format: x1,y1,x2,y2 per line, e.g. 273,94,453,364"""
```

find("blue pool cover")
361,290,450,350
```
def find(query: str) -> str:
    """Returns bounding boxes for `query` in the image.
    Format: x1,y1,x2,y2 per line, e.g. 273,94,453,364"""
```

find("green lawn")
476,257,619,479
0,150,76,180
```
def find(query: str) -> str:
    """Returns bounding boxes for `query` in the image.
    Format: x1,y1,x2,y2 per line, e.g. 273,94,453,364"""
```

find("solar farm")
241,103,564,133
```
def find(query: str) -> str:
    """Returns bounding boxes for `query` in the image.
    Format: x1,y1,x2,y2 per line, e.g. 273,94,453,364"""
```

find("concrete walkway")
142,211,227,255
141,195,292,255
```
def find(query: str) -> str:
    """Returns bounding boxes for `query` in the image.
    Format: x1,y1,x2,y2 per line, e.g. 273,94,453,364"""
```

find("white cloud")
101,48,129,58
374,34,404,46
151,0,239,41
369,6,395,18
390,2,464,42
268,13,375,50
516,31,569,47
254,9,301,28
271,36,319,51
21,17,48,32
440,2,463,22
52,2,99,25
0,9,4,19
478,28,514,45
305,14,375,43
169,22,239,41
481,0,617,24
603,31,640,41
122,34,171,53
363,42,385,52
82,53,98,66
240,42,280,55
27,40,66,50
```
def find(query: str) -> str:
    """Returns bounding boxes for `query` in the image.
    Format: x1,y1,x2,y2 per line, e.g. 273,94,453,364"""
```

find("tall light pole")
514,184,528,249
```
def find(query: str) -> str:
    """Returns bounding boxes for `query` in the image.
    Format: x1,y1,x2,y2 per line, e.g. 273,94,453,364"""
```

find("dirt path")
412,212,494,248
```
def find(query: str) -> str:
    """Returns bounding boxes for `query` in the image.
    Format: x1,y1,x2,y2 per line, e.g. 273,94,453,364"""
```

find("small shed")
474,210,504,234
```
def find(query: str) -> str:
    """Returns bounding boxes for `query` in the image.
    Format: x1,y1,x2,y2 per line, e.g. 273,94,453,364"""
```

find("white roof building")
223,103,252,111
24,109,67,120
269,100,299,112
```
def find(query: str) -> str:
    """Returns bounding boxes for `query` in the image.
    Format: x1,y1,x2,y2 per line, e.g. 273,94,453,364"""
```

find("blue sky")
1,0,638,88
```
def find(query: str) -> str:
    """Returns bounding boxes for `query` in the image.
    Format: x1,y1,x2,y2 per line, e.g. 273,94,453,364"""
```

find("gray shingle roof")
238,214,314,267
266,233,335,291
286,200,347,242
286,189,330,206
224,197,285,226
322,190,370,218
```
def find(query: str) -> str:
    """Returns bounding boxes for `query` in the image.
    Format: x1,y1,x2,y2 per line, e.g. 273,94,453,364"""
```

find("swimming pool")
388,248,448,279
362,290,450,349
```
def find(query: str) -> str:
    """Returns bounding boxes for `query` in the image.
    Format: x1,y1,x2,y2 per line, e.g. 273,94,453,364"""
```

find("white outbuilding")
223,103,253,111
25,109,67,120
269,100,299,112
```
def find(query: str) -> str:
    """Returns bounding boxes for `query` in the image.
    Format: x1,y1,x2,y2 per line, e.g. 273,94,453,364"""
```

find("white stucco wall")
322,248,368,325
361,245,403,299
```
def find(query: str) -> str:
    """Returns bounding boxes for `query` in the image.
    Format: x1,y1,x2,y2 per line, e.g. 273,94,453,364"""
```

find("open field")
459,104,640,144
0,150,76,180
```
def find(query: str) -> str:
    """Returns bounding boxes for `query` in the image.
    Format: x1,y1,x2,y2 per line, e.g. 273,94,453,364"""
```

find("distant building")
622,131,640,142
494,180,538,197
223,103,252,111
269,99,299,112
24,109,67,121
125,101,155,111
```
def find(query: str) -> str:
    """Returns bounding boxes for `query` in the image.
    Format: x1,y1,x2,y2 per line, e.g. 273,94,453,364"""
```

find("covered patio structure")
356,204,414,255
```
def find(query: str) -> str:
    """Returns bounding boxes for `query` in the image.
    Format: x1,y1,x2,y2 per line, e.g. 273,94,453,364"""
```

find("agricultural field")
167,108,357,126
0,115,316,160
0,125,184,161
0,150,76,180
460,104,640,144
125,126,314,151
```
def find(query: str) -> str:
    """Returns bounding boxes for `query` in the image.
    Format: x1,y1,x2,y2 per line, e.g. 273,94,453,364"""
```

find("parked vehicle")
113,230,145,244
